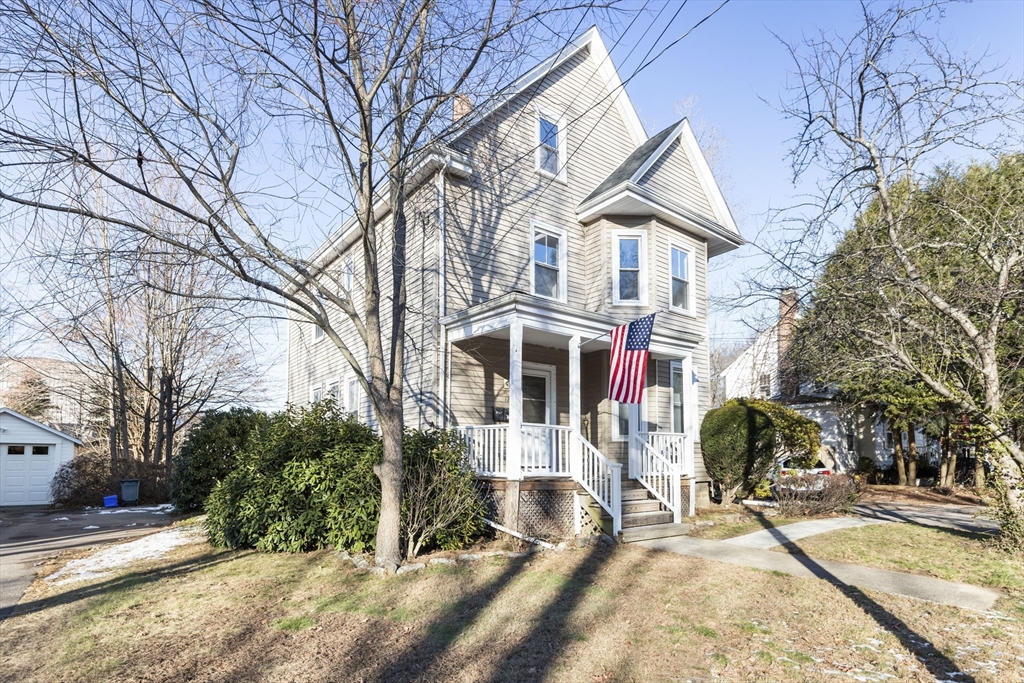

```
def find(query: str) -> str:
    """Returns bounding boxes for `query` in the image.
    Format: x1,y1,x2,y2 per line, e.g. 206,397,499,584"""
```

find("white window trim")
611,400,629,442
327,377,341,406
668,240,696,316
312,321,326,343
342,257,354,294
534,105,567,183
344,373,361,420
521,362,557,425
529,220,568,304
309,383,324,405
670,359,685,434
611,229,648,306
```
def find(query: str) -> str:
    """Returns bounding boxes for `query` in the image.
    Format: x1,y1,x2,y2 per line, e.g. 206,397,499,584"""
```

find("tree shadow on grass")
749,511,973,682
1,549,236,621
368,544,611,683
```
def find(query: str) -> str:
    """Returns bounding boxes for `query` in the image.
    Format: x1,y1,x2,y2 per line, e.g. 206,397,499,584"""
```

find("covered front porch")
440,294,698,536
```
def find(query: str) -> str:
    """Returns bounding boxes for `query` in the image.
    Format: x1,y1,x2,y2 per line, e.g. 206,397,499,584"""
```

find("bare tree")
771,1,1024,539
0,0,600,565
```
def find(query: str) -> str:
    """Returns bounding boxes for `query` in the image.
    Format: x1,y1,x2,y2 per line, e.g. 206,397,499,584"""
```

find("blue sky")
601,0,1024,344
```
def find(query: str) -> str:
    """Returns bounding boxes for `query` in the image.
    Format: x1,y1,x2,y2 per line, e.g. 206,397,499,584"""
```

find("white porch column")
569,334,581,480
507,318,523,481
629,403,641,479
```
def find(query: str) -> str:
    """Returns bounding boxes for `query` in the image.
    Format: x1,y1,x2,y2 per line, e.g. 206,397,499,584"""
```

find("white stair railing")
639,432,693,477
576,434,622,535
456,425,508,476
633,436,681,523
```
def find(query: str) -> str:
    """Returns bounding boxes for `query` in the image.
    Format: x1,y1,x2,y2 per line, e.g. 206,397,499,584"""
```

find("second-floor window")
313,324,325,341
670,244,693,313
535,107,566,181
531,222,566,302
612,231,647,305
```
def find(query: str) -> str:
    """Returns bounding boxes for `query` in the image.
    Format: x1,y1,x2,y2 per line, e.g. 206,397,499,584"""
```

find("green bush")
741,398,821,468
170,408,268,512
204,403,486,558
700,400,776,503
205,402,381,553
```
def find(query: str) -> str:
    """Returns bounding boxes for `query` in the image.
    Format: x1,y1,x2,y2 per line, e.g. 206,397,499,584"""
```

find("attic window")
758,373,771,397
535,108,566,181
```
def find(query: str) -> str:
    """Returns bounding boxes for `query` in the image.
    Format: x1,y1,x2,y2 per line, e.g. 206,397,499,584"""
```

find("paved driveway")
851,502,997,535
0,505,176,619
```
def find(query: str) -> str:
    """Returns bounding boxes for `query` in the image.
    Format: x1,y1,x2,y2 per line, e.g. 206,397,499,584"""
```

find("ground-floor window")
671,361,685,433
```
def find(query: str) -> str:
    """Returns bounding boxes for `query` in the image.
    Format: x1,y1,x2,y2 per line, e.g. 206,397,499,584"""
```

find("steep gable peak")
450,26,647,149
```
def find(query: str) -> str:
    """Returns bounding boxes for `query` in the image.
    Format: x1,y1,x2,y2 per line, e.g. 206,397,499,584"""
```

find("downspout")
436,158,448,427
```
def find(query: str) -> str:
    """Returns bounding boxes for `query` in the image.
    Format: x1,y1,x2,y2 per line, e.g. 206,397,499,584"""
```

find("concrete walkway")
639,535,1001,611
852,502,997,535
723,517,888,549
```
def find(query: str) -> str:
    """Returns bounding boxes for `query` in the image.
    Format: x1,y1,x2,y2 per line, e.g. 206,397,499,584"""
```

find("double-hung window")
535,108,566,181
670,244,693,313
342,258,354,294
612,230,647,305
310,384,324,404
313,323,325,341
531,222,567,302
327,381,341,406
345,375,362,420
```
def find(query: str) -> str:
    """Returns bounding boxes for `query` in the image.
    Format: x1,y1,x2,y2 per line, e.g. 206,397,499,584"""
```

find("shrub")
205,403,381,553
402,429,485,558
170,408,268,512
50,452,111,508
700,400,776,503
204,403,486,557
741,398,821,468
773,473,861,516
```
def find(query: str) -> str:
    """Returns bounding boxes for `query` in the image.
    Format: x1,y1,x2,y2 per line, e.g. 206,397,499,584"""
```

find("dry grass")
781,522,1024,596
2,535,1023,682
861,485,985,506
689,510,809,540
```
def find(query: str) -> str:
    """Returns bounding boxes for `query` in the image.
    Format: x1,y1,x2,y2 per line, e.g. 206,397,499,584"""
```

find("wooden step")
619,522,692,543
620,487,651,502
621,510,674,528
621,499,663,514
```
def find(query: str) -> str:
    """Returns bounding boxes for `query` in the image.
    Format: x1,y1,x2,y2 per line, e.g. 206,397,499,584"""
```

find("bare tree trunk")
893,429,907,486
907,423,918,487
975,448,987,491
945,434,958,488
374,404,404,566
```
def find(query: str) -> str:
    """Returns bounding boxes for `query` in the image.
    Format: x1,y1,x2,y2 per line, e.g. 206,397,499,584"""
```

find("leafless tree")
0,0,604,565
769,1,1024,537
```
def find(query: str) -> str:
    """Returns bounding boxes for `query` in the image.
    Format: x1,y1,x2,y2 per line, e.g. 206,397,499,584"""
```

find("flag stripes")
608,313,655,404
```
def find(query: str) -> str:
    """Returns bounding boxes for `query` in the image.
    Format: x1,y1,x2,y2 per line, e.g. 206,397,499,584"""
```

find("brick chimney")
453,93,472,123
778,288,799,398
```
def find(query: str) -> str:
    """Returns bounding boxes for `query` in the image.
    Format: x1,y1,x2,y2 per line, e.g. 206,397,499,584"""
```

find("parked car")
771,459,832,494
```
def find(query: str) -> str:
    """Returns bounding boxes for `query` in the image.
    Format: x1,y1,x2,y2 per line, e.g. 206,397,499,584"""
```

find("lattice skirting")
476,480,577,541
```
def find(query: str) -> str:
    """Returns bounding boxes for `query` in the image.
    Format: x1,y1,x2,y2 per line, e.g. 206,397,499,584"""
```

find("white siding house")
0,407,81,506
286,28,744,541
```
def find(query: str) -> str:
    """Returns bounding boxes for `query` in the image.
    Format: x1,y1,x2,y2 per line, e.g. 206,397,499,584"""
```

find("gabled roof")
0,406,84,445
577,118,742,256
450,26,647,149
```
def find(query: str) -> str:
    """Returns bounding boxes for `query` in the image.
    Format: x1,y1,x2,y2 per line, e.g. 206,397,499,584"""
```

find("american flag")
608,313,656,404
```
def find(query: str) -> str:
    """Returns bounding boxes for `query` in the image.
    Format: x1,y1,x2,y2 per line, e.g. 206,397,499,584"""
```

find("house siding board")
638,138,715,218
445,48,637,314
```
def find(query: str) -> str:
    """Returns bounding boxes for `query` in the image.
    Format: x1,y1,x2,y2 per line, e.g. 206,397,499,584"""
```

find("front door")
521,364,556,473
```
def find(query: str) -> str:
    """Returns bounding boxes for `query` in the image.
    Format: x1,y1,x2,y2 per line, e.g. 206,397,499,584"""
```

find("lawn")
1,532,1022,682
780,522,1024,596
688,509,809,540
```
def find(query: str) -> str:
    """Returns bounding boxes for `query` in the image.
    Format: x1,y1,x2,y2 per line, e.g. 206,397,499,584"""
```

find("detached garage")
0,407,81,506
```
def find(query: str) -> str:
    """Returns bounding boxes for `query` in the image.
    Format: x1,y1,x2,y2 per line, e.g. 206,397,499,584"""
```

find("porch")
440,294,699,539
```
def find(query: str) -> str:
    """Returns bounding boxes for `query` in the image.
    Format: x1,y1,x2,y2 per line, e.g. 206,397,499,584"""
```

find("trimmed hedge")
700,400,776,503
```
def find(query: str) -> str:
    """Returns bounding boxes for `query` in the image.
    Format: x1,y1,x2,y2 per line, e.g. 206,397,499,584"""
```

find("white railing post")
689,477,696,517
672,467,682,524
611,463,622,536
569,334,582,481
507,318,523,481
628,403,640,479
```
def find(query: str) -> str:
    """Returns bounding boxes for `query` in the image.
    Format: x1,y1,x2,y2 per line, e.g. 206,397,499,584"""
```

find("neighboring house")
0,357,101,440
0,407,81,505
720,292,937,472
287,28,743,541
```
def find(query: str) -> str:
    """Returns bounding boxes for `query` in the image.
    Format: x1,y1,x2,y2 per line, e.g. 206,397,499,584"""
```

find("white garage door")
0,444,56,505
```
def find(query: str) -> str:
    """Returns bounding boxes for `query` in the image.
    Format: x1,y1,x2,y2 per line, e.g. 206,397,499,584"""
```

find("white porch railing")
638,432,693,477
456,424,573,477
577,434,622,535
522,424,572,475
633,436,681,523
457,425,508,476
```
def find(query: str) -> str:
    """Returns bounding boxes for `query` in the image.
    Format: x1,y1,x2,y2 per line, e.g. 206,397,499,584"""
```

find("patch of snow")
97,504,175,515
46,527,203,585
52,517,70,521
83,526,99,529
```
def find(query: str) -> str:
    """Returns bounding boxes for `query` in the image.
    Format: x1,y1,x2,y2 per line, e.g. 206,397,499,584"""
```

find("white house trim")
676,119,738,235
534,105,568,183
0,407,83,445
668,239,697,317
529,219,568,303
611,229,648,307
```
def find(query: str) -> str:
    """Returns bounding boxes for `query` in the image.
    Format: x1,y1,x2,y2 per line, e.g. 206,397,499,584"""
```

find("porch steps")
581,479,692,543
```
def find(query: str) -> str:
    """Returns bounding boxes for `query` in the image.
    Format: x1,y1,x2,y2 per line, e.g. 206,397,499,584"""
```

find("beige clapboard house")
287,28,743,542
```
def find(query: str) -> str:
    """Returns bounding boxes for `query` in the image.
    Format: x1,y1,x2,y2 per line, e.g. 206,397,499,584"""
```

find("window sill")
535,167,567,185
532,292,568,305
610,301,648,308
668,306,697,318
